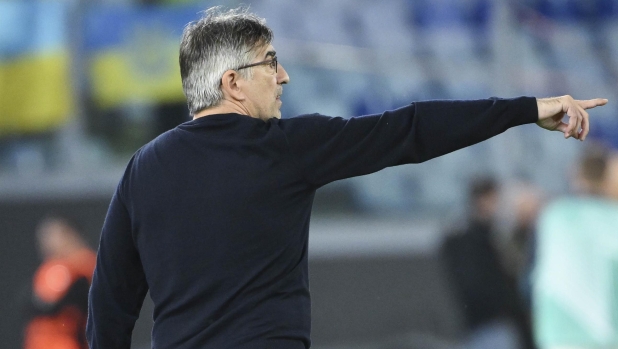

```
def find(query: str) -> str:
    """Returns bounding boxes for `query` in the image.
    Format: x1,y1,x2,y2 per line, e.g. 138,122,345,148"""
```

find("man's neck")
193,100,251,120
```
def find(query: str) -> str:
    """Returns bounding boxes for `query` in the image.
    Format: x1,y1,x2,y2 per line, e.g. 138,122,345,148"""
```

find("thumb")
555,122,570,137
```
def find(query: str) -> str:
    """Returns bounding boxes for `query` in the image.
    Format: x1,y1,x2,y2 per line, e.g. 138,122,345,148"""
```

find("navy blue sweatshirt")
87,98,538,349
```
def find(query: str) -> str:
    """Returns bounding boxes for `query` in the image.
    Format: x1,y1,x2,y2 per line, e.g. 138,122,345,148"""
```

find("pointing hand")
536,96,608,141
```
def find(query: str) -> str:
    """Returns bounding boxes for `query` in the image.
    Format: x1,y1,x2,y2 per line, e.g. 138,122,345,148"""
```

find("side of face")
476,190,499,221
37,220,75,260
237,44,289,120
604,153,618,200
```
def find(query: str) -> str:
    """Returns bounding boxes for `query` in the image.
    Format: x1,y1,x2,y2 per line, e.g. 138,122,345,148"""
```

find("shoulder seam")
276,119,318,188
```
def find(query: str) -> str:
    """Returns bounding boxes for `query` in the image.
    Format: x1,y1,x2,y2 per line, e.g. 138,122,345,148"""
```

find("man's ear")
220,70,245,101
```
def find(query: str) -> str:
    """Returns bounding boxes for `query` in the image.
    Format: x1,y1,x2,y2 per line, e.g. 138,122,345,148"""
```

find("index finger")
578,98,608,110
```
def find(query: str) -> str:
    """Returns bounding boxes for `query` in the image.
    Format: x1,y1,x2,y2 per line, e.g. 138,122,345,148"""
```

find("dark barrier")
0,197,463,349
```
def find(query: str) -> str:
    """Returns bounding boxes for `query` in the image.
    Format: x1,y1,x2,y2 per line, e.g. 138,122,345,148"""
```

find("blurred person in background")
86,6,607,349
23,217,96,349
502,182,546,310
603,150,618,200
442,178,535,349
533,143,618,349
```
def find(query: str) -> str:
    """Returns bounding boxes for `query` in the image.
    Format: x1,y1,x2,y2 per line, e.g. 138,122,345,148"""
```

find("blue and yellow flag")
84,5,202,108
0,1,73,135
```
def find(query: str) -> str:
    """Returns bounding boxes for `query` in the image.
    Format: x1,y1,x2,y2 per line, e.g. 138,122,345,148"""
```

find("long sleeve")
279,97,537,187
87,187,148,349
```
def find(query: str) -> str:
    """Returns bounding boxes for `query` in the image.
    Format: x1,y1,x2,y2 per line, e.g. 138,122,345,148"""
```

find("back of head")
575,144,610,196
468,176,499,222
36,216,85,260
179,6,273,115
604,152,618,201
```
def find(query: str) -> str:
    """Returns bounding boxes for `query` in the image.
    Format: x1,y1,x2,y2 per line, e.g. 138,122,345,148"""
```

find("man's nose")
277,64,290,85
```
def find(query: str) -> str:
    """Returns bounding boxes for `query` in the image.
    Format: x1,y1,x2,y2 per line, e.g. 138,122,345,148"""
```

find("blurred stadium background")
1,0,617,348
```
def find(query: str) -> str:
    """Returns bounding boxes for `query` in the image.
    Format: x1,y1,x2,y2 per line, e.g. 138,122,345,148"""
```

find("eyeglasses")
236,57,278,74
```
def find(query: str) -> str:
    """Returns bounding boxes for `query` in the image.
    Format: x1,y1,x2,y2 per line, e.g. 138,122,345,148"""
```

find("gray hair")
179,7,273,115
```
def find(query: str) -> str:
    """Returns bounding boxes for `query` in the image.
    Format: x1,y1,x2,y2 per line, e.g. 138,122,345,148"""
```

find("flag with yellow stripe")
0,1,73,136
84,5,202,108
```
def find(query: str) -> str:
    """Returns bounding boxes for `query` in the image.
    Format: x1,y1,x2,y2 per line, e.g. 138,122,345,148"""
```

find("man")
605,150,618,200
533,144,618,349
442,178,534,349
86,7,607,349
24,217,96,349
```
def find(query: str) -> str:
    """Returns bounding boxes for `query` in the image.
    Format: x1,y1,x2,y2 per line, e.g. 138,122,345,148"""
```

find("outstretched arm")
536,96,608,141
281,97,539,187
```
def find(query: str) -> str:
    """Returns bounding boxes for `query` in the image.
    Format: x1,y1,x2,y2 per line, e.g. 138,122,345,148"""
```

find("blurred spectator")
533,144,618,349
605,151,618,200
503,183,546,308
23,217,96,349
572,144,612,196
441,177,535,349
